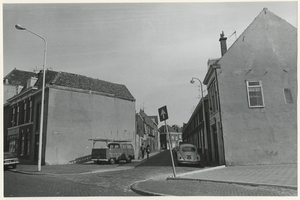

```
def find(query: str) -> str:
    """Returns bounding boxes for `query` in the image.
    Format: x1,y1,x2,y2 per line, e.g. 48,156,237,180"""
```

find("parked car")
90,139,135,164
172,143,203,167
4,152,19,169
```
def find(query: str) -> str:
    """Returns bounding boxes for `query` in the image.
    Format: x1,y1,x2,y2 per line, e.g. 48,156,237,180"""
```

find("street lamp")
190,77,207,155
15,24,47,172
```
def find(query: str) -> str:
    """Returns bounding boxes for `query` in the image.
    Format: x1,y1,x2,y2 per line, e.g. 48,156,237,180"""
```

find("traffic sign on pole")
158,105,176,178
158,105,169,122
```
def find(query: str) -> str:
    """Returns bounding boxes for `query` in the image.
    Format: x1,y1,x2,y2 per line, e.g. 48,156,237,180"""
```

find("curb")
9,169,50,176
166,165,297,190
166,177,297,190
9,165,135,176
171,165,226,178
130,180,169,196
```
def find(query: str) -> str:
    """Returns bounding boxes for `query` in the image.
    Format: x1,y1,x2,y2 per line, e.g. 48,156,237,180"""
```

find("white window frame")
283,88,293,104
246,80,265,108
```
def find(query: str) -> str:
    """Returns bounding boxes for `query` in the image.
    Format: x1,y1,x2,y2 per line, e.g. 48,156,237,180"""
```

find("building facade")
4,69,136,165
135,110,159,159
182,97,214,165
203,8,297,166
159,125,182,150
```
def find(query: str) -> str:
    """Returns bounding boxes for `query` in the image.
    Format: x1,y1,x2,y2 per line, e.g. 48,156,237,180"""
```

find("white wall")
45,88,135,165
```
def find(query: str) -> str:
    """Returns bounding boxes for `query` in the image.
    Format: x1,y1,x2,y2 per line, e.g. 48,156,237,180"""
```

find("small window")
246,81,265,108
284,89,293,104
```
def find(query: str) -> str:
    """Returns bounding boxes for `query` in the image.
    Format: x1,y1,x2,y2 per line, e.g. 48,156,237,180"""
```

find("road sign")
158,105,169,122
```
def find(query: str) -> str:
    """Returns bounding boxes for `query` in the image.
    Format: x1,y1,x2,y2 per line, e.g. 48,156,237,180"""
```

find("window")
29,101,33,122
12,107,15,126
284,89,293,104
21,133,25,156
246,81,265,108
182,147,196,152
24,102,27,123
16,106,20,125
27,132,31,155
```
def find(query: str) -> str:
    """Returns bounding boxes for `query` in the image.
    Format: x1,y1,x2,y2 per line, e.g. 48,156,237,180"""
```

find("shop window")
27,133,31,155
21,133,25,156
9,140,16,153
246,81,265,108
284,88,293,104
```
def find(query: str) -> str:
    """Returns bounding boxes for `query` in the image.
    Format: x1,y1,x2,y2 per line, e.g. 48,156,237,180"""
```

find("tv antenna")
229,31,237,40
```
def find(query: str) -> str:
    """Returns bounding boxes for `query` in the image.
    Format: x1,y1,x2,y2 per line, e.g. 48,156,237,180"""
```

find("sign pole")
165,120,176,178
158,105,176,178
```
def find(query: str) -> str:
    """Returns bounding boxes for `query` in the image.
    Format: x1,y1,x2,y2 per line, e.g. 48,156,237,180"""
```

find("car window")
182,147,196,152
122,144,127,149
108,144,120,149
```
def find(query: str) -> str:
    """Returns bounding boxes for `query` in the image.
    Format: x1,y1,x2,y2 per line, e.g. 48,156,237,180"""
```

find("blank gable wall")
45,88,135,165
216,10,297,165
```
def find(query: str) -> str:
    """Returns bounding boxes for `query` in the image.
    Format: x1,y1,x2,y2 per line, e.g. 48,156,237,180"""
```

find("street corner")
130,179,170,196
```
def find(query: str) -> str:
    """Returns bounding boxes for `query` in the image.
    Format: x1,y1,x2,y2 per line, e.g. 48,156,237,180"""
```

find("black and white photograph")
3,0,297,197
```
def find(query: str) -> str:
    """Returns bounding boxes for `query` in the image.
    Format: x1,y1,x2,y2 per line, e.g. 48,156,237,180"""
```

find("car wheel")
126,156,132,163
109,158,115,165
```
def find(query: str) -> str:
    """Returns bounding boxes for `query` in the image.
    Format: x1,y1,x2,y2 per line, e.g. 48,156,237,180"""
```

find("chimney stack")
219,31,227,56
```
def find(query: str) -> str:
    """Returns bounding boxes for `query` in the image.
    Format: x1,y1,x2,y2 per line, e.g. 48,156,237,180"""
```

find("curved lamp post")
15,24,47,172
190,77,207,155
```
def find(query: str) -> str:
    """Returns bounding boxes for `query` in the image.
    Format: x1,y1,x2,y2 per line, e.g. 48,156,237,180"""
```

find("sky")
2,1,298,127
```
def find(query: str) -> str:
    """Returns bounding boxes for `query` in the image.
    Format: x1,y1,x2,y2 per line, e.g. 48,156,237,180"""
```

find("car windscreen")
181,147,196,152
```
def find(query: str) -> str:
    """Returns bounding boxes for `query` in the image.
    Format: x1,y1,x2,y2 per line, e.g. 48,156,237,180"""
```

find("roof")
203,8,296,85
45,71,135,101
5,69,135,101
3,68,36,86
138,110,157,129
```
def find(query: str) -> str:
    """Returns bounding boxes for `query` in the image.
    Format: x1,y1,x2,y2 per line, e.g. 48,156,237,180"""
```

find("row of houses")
3,68,182,164
182,8,297,166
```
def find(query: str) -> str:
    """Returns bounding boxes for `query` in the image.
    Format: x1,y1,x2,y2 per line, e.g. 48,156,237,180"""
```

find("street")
4,150,199,196
4,150,297,196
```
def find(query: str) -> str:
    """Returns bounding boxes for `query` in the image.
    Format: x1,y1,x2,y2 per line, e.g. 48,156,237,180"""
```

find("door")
212,125,219,164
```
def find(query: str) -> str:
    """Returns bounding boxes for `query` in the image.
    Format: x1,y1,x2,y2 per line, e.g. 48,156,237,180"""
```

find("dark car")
4,152,19,169
172,143,202,167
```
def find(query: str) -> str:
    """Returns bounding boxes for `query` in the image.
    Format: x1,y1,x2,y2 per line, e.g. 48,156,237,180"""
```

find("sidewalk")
131,163,297,196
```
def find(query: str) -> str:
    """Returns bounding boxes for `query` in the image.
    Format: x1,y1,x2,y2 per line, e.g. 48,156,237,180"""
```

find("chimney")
219,31,227,56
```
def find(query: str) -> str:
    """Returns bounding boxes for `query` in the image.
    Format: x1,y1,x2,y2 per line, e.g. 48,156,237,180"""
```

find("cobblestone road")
4,150,297,196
